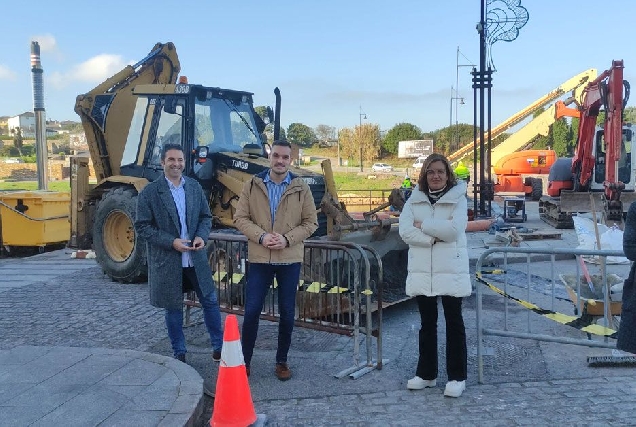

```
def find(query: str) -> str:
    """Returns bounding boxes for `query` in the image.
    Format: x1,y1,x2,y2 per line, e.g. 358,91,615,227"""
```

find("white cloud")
49,54,129,88
0,65,17,81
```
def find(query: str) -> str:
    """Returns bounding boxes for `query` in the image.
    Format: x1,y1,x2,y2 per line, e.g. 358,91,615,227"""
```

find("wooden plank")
517,231,562,240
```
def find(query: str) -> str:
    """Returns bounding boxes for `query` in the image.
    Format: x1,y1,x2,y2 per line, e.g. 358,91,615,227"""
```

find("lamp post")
359,106,367,172
451,46,475,153
449,86,465,153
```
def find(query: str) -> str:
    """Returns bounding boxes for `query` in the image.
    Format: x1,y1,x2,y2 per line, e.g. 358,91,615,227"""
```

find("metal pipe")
31,41,48,190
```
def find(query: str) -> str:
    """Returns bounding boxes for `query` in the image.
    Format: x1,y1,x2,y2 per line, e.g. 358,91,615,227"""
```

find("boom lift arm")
448,69,597,163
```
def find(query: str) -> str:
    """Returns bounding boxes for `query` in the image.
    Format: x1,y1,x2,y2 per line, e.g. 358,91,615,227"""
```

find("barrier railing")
184,232,385,378
475,246,626,383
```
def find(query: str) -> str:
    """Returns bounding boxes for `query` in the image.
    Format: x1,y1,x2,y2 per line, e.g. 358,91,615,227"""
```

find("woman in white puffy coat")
398,153,471,398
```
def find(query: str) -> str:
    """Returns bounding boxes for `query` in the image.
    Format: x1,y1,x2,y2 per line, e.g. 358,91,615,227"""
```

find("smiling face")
162,148,185,184
269,144,292,179
425,160,448,191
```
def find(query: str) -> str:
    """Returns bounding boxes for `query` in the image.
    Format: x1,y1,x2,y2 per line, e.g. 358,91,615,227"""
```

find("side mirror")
164,96,179,114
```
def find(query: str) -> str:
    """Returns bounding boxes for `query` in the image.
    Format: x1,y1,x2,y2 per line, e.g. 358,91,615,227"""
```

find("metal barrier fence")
475,246,626,383
184,232,385,379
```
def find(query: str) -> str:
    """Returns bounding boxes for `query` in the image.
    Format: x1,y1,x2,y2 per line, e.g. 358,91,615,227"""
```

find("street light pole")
449,86,464,153
359,106,367,172
453,46,475,153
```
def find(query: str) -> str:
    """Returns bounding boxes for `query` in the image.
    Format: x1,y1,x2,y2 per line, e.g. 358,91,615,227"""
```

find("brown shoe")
275,363,291,381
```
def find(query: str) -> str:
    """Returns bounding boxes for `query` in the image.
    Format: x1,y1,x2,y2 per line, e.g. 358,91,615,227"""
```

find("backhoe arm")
74,42,181,180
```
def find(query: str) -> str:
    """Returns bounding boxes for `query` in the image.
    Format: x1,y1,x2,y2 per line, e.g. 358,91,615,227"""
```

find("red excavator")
540,60,636,228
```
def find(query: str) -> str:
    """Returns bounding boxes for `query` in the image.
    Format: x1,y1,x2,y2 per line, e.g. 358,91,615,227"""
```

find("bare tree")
315,124,336,145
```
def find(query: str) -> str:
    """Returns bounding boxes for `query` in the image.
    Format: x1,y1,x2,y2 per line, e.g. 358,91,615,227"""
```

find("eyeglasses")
425,169,446,177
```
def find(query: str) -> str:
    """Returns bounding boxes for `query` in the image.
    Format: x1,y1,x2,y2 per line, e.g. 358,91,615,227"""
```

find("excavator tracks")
538,197,574,229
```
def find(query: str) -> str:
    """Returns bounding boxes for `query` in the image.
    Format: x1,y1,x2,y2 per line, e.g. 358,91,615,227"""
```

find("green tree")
624,106,636,123
550,118,570,156
254,105,273,124
11,127,23,156
263,124,286,145
382,123,422,155
287,123,316,147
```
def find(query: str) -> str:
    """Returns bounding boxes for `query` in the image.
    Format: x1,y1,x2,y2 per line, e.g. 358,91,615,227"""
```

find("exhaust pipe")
31,41,48,190
273,87,281,141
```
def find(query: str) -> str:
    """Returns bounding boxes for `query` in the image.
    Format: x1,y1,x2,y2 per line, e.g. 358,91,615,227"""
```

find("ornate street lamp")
473,0,529,216
359,106,367,172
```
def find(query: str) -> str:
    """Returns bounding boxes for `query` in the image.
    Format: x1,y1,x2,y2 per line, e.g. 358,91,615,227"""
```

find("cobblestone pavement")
1,242,636,426
0,266,166,352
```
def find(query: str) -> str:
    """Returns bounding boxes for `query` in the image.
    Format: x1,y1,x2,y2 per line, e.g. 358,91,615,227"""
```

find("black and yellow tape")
214,272,370,295
475,273,617,338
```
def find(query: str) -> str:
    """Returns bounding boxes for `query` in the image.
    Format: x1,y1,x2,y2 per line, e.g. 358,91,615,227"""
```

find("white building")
8,112,36,137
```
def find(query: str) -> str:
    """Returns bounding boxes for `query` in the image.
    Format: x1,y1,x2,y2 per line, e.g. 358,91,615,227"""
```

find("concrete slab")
0,346,204,427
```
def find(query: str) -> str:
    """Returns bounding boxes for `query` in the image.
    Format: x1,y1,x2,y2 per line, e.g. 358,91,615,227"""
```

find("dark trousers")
241,262,301,366
415,295,467,381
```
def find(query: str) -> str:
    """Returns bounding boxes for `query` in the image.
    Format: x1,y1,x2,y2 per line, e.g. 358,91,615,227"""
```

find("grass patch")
0,181,71,192
333,172,402,192
0,170,404,196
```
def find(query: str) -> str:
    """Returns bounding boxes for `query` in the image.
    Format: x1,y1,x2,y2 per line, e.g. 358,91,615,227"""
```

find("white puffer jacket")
398,181,471,297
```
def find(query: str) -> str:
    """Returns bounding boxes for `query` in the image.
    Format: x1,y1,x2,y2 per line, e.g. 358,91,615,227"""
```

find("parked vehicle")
372,163,393,172
412,156,427,169
3,158,24,164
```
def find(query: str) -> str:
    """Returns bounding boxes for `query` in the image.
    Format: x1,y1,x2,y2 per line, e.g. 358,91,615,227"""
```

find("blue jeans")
241,262,301,366
165,267,223,357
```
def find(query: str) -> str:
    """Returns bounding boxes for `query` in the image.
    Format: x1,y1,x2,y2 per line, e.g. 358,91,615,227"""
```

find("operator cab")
593,124,633,190
119,83,268,184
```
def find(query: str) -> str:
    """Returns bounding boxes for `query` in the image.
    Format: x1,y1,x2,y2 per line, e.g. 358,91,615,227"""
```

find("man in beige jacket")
234,140,318,380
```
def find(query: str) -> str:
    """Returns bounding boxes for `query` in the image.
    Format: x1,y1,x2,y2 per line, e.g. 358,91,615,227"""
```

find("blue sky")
2,0,635,134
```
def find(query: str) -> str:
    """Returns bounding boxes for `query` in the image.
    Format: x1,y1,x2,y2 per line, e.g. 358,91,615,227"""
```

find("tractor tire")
531,178,543,201
93,187,147,283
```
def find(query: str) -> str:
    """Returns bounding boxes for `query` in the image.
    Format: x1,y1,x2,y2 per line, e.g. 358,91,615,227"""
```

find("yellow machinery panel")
0,191,70,247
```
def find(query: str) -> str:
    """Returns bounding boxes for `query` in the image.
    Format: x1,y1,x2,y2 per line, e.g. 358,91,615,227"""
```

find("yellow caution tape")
475,275,617,338
303,282,328,293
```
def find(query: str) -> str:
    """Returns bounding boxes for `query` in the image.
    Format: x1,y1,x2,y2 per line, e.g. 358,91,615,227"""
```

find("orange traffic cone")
211,315,257,427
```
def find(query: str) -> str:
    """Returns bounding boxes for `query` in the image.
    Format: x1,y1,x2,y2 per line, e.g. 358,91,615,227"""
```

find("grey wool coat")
135,175,215,310
617,201,636,354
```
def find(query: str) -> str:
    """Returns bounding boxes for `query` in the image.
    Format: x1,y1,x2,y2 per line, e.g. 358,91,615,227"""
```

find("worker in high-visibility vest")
454,161,470,184
401,175,413,189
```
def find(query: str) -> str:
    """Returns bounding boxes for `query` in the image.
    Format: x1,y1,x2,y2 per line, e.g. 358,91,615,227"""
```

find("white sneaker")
444,380,466,397
407,376,437,390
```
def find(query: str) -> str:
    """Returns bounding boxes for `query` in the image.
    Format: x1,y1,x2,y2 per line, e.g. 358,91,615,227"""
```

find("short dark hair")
417,153,457,193
272,139,292,149
161,143,183,160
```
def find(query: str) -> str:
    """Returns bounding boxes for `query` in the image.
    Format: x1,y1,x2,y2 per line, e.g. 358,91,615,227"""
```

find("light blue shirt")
166,176,192,267
263,171,291,225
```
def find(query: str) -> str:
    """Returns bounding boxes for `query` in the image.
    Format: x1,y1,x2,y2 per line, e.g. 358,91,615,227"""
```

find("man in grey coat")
135,143,223,363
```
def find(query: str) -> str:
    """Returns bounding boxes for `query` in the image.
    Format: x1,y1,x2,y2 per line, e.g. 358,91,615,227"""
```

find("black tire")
531,178,543,201
93,187,147,283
